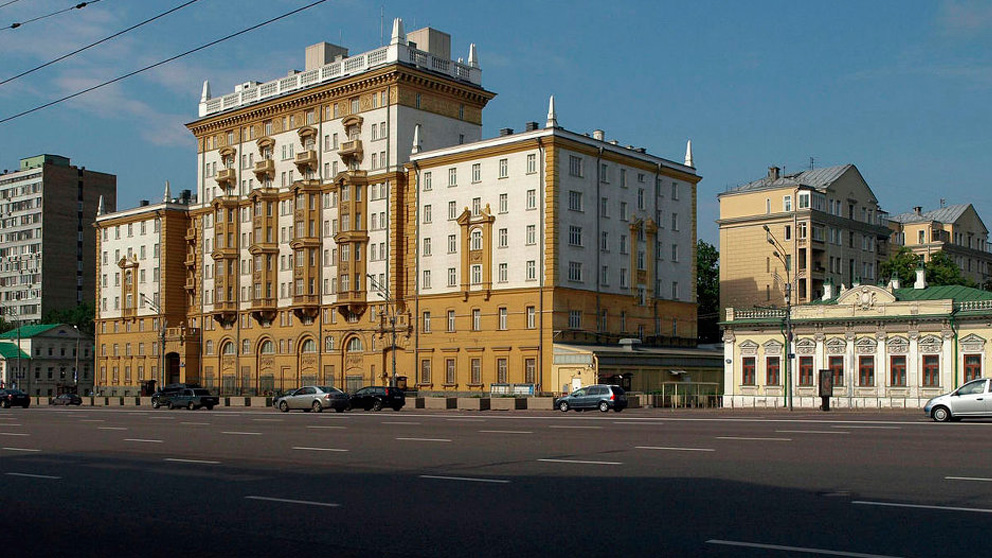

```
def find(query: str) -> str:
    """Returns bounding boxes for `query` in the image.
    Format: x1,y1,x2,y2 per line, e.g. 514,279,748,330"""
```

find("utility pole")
368,274,397,387
763,224,794,411
141,293,167,389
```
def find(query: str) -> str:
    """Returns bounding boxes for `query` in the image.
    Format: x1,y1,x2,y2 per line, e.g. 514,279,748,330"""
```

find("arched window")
221,341,236,355
260,340,275,354
346,337,363,352
324,335,335,352
471,229,482,251
301,338,316,353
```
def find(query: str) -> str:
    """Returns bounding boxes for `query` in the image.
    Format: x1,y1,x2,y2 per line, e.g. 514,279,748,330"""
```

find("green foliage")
696,240,720,343
0,316,14,334
41,302,95,336
879,247,920,286
925,251,976,288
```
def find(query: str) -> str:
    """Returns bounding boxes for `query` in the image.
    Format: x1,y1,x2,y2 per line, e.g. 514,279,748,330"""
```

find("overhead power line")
0,0,331,126
1,0,203,87
3,0,101,31
0,0,27,10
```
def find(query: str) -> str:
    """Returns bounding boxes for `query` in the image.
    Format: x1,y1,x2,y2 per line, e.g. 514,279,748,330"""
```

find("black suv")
168,388,219,410
349,386,405,411
0,388,30,408
152,383,200,409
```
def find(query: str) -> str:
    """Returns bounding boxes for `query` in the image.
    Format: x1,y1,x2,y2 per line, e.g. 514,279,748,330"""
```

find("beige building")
722,272,992,409
92,19,713,397
0,324,93,397
889,204,992,286
718,164,891,311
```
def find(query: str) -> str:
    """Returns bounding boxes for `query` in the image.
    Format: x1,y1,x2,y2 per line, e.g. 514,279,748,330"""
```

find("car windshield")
192,389,211,396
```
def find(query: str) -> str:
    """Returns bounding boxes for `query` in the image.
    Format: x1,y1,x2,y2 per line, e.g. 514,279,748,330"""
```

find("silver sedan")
275,386,349,413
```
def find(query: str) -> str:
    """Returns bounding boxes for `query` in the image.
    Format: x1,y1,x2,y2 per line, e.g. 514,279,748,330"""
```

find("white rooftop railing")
199,43,481,117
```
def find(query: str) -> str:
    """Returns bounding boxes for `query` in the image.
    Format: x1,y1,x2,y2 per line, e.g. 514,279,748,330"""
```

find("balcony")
289,236,320,250
212,301,238,326
185,227,197,241
332,290,367,319
250,297,277,324
211,247,238,260
184,277,196,291
253,159,275,180
214,168,236,187
291,293,320,320
294,149,317,173
339,139,363,161
184,252,197,267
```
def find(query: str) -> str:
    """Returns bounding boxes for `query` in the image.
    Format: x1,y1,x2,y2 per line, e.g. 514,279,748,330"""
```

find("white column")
942,330,954,390
908,331,919,399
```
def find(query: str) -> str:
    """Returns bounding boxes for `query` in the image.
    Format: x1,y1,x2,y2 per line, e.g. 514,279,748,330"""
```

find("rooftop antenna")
809,156,815,171
940,198,946,208
380,5,384,46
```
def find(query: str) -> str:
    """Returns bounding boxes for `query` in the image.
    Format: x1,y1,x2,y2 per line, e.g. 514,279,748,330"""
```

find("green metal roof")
0,324,63,339
892,285,992,302
0,342,29,360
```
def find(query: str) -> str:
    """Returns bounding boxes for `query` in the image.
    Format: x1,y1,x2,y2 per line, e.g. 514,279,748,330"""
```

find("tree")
925,251,975,288
879,247,920,287
696,240,720,343
41,302,95,336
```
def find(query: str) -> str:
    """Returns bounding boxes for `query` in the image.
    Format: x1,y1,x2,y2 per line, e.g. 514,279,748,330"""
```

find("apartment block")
0,155,116,323
718,164,891,310
889,204,992,286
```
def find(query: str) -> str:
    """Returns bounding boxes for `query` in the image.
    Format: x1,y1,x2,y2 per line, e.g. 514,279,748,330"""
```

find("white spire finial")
468,43,479,68
163,181,172,203
684,139,694,167
390,17,406,45
411,124,422,155
200,80,211,103
545,95,557,129
97,195,105,216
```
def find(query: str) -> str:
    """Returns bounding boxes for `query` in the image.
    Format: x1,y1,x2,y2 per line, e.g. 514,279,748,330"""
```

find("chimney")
139,200,149,207
768,166,780,180
914,264,927,289
499,127,513,137
889,275,901,290
822,278,833,301
913,206,923,216
619,338,641,352
592,130,605,141
524,121,539,132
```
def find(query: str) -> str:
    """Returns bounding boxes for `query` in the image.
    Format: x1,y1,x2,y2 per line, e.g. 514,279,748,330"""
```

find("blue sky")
2,0,991,246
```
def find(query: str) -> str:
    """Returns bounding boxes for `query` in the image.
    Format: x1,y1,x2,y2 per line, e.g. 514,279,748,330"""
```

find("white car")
924,378,991,422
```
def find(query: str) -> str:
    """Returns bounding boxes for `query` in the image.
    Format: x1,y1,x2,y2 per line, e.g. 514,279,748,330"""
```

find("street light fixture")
763,224,794,411
72,324,80,393
140,293,167,390
368,274,397,388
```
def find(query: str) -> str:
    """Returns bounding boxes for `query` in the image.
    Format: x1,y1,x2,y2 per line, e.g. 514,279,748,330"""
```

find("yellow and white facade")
889,204,992,286
94,19,704,396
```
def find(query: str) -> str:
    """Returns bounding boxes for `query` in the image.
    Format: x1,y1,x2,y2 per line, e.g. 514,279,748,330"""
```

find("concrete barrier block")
248,397,268,408
425,397,456,410
139,397,153,407
457,398,490,411
227,397,248,407
491,397,526,411
526,397,554,410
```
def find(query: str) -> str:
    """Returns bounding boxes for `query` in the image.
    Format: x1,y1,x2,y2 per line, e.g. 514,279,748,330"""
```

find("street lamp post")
763,224,794,411
72,324,80,393
140,294,167,390
368,274,397,388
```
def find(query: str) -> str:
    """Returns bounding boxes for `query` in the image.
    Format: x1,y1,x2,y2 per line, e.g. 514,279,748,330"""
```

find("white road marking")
180,422,210,426
538,458,622,465
245,496,339,508
383,421,421,425
636,446,715,452
252,419,283,422
6,472,61,480
775,430,850,434
549,425,602,430
706,539,904,558
854,500,992,514
717,436,792,442
148,416,175,420
614,421,664,425
396,437,451,442
292,447,349,453
0,432,29,437
124,438,163,443
446,418,485,422
97,427,127,431
79,419,105,423
420,475,510,484
221,431,262,436
0,424,22,427
946,476,992,483
2,447,40,452
832,425,900,430
306,425,346,430
479,430,532,434
164,458,221,465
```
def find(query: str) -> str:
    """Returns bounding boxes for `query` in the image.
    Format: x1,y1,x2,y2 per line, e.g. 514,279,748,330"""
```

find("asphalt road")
0,405,989,558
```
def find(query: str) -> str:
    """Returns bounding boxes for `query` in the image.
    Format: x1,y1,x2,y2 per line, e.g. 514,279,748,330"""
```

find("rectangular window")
526,306,536,329
472,309,481,331
568,191,582,211
498,307,507,330
568,225,583,246
445,359,456,384
471,163,481,183
526,225,536,245
965,354,982,382
526,260,536,280
890,355,907,386
422,312,431,333
499,228,509,248
499,193,508,213
421,359,431,384
498,158,508,178
568,310,581,329
783,195,793,212
471,358,482,385
526,154,536,174
525,358,536,384
766,357,780,385
448,234,457,253
422,270,431,289
448,201,458,220
447,310,456,332
742,357,755,385
448,268,457,286
858,355,874,387
423,205,432,223
829,355,845,387
526,189,536,209
423,171,432,191
568,261,582,282
923,355,940,387
498,358,509,384
448,168,457,187
498,262,508,282
471,264,482,284
799,356,813,386
569,155,583,177
671,182,679,200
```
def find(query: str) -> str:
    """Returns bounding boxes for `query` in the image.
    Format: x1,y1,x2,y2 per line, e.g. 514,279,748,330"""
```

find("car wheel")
2,400,10,409
167,402,174,410
152,401,160,409
372,399,383,412
205,405,214,411
278,401,289,413
188,402,195,410
558,401,569,412
613,407,623,413
392,405,403,411
312,401,323,413
932,406,952,422
334,406,345,413
599,401,610,413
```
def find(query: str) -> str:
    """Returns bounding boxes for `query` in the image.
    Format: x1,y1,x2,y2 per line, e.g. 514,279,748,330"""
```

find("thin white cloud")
937,0,992,36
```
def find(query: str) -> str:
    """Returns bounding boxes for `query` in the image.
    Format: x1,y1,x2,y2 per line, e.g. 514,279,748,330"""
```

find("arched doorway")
343,335,365,393
165,352,182,385
298,337,318,386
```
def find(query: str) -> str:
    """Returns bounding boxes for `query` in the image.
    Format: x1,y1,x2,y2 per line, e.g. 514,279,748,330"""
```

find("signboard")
818,369,833,398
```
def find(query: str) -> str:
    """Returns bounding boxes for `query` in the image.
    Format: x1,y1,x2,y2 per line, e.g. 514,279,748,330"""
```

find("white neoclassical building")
722,271,992,409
